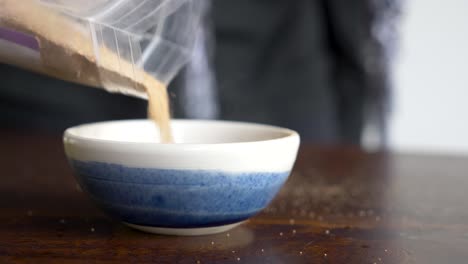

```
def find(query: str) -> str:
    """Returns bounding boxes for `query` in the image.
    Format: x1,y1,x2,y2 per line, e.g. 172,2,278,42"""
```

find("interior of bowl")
65,119,296,144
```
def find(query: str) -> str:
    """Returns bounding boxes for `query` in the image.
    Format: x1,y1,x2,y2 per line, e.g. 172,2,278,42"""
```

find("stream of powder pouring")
146,80,173,143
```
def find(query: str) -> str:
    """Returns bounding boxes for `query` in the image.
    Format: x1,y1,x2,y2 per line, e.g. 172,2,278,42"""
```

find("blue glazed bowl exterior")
70,159,290,228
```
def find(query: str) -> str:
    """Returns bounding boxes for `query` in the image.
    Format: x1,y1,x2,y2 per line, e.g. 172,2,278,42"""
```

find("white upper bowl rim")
64,119,299,148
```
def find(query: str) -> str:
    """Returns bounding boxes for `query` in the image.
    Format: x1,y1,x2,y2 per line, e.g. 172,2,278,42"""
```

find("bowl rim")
64,119,300,148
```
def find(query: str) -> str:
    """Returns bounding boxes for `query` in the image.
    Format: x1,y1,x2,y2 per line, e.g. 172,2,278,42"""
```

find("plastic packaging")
0,0,200,98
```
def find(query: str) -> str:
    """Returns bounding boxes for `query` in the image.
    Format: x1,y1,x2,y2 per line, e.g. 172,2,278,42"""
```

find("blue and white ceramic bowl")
63,120,300,235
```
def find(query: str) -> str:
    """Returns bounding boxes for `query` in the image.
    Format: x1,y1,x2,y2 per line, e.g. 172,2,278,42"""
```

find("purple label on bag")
0,27,39,51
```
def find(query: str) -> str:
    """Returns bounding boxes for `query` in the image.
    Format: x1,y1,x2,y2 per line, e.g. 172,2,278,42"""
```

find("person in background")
173,0,400,146
0,0,399,146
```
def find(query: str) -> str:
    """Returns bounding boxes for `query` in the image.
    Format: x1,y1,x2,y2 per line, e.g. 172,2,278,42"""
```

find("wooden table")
1,131,468,263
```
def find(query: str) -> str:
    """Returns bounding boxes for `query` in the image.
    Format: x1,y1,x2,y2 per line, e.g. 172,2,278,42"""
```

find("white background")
389,0,468,154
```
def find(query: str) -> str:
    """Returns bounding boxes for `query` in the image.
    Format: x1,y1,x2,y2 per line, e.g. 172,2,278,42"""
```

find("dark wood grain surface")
1,131,468,263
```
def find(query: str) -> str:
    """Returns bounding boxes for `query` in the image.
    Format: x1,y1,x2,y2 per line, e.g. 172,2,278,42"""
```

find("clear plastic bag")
0,0,201,98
